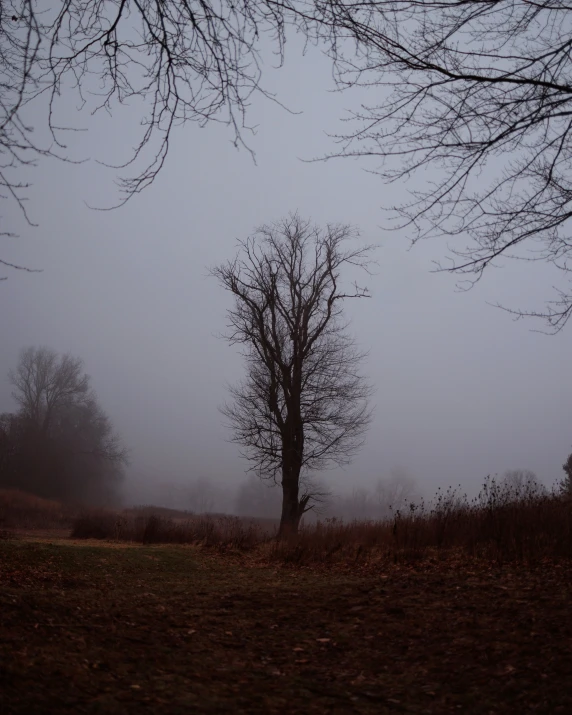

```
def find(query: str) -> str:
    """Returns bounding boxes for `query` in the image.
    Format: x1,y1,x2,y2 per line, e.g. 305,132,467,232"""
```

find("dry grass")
67,479,572,567
0,489,78,530
71,512,268,550
123,505,197,520
2,535,572,713
2,480,572,713
4,479,572,567
271,482,572,567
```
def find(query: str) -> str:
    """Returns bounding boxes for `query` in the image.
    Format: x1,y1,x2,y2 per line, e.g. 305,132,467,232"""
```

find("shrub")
71,513,123,540
71,512,266,549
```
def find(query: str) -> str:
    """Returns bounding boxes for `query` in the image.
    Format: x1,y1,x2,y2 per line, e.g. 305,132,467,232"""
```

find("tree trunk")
278,406,305,537
279,469,303,537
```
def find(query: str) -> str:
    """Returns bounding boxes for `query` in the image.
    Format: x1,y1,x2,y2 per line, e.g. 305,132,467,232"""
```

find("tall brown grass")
71,512,266,550
5,479,571,567
0,489,78,530
67,478,572,566
270,479,572,566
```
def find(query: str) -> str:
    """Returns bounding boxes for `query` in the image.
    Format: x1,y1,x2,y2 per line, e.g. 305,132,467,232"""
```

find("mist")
1,37,571,516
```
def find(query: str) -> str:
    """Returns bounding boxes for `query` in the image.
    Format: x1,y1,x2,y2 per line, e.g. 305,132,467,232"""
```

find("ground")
1,536,571,713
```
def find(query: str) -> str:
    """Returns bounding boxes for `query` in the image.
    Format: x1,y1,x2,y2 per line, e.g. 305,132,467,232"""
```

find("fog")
1,38,571,514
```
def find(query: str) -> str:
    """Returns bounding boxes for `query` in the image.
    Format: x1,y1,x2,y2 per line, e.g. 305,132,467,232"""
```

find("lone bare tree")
212,214,374,534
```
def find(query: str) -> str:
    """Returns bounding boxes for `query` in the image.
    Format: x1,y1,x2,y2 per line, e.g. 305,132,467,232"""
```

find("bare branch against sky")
3,0,572,329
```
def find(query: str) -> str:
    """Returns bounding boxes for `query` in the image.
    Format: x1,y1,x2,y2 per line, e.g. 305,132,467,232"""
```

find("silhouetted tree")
213,214,373,534
501,469,545,496
187,477,217,514
344,487,373,521
0,347,127,503
10,347,90,433
375,468,420,517
0,412,24,485
561,454,572,496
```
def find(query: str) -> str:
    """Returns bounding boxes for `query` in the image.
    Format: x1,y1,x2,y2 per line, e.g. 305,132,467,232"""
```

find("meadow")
1,486,572,713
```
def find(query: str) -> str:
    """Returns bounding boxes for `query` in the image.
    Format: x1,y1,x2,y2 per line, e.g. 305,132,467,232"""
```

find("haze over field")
1,37,571,511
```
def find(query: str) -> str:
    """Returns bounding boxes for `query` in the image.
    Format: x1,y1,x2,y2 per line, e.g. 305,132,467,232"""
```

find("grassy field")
1,534,572,714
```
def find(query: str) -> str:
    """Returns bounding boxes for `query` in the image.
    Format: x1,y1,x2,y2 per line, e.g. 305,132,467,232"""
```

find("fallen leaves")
1,539,572,714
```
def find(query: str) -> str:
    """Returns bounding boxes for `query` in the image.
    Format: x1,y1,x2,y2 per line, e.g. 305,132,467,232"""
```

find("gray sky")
1,38,571,504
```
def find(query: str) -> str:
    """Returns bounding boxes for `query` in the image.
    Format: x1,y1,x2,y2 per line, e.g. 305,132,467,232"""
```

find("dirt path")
1,538,571,713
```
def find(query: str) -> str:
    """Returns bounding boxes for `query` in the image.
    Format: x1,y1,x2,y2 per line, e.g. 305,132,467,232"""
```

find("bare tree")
10,346,90,433
375,467,420,517
55,396,128,465
560,454,572,497
501,469,545,497
345,487,373,520
212,214,374,535
3,345,127,502
315,0,572,331
187,477,217,514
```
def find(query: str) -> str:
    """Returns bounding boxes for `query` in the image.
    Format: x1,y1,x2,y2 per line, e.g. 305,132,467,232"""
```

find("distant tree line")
0,347,128,505
148,464,572,521
141,469,420,521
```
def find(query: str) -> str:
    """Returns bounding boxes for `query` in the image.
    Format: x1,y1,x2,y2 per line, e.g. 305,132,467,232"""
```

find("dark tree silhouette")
10,346,90,433
0,346,127,503
562,453,572,496
212,214,373,535
501,469,543,494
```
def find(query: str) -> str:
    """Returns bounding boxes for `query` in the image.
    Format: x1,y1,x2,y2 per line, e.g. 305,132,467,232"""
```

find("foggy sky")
1,38,571,505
